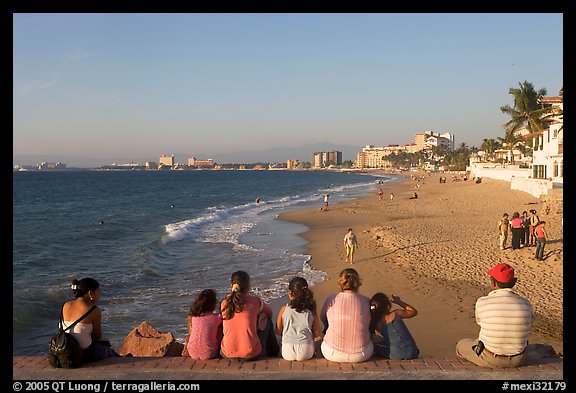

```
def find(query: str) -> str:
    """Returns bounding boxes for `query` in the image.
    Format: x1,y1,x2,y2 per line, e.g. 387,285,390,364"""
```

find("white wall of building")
510,176,553,198
468,162,530,181
531,122,563,181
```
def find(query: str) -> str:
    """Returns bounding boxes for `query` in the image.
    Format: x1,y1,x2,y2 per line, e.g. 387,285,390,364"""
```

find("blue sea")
13,169,402,356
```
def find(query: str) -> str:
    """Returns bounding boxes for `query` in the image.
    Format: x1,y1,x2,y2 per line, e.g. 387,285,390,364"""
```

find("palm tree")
498,131,525,165
481,138,500,161
500,81,559,134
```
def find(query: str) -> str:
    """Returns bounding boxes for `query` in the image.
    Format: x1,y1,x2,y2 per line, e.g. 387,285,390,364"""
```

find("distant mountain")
13,143,364,168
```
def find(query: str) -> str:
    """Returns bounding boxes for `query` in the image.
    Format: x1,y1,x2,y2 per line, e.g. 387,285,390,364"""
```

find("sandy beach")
278,171,563,358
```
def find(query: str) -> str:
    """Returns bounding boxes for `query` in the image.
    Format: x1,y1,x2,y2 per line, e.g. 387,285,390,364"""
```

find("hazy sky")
13,13,563,165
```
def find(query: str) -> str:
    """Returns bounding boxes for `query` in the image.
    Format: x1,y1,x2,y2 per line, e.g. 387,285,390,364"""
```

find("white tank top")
62,321,93,349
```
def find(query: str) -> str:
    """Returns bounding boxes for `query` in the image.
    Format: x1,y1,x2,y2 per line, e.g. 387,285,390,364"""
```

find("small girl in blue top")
369,293,419,359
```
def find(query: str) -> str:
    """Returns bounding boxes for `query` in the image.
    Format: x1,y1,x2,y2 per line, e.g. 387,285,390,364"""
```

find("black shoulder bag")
48,305,97,368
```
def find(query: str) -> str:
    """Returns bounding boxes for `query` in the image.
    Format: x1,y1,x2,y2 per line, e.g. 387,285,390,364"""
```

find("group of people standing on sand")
497,209,548,260
61,258,539,368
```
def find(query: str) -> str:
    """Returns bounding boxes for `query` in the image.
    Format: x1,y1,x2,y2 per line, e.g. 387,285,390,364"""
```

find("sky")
13,13,563,167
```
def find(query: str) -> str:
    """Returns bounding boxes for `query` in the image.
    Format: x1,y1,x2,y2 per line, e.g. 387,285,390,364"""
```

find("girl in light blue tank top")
276,277,321,361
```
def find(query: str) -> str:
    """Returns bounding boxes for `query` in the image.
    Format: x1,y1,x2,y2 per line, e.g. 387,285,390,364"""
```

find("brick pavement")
12,355,564,381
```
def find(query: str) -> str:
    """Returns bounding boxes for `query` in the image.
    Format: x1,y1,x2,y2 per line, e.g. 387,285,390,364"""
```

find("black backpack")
48,305,97,368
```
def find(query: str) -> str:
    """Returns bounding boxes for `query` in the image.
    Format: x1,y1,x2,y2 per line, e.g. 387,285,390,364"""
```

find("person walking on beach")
510,212,524,250
369,293,419,360
534,221,548,261
323,194,330,210
276,277,321,361
320,268,373,363
61,277,121,362
185,289,223,360
497,213,511,250
344,228,359,264
390,192,394,200
456,263,534,368
220,271,279,361
378,189,384,200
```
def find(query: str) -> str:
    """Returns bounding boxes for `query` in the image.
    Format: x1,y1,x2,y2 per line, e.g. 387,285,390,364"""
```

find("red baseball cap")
487,263,515,283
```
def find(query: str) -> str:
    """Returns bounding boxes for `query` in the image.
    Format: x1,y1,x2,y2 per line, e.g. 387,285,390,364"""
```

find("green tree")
498,131,525,165
500,81,559,134
432,145,449,162
481,138,501,160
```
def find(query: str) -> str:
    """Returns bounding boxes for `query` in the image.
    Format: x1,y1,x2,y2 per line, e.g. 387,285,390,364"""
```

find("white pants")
321,340,374,363
281,342,315,361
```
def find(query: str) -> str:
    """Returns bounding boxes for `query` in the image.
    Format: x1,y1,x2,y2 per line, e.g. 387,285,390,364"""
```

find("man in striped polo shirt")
456,263,534,368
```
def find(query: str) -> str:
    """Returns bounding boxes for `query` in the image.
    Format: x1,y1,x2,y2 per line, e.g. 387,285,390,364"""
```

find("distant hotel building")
159,155,175,166
415,131,454,151
188,157,215,168
157,155,175,170
286,159,300,169
312,151,342,168
356,144,418,169
355,131,454,169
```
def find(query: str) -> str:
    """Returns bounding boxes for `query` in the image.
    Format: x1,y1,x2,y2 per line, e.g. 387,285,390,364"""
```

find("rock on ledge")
118,321,184,357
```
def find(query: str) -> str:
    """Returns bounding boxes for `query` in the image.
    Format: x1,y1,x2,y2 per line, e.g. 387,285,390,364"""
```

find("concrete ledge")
13,356,563,380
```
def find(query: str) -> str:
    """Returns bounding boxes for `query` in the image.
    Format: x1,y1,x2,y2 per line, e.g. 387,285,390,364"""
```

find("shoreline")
277,171,563,357
267,173,407,322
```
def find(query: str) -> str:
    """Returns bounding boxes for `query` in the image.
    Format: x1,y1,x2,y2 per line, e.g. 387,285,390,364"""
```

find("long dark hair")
221,271,250,320
189,289,217,317
288,277,316,313
369,292,391,335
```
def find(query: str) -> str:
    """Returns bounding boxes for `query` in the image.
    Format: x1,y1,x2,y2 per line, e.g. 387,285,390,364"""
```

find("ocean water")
13,169,402,355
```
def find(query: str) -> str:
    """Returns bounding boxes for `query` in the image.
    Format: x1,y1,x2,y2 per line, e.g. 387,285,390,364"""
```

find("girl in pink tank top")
185,289,223,360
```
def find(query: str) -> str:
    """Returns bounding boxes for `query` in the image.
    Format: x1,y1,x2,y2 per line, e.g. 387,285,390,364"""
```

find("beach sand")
277,171,563,358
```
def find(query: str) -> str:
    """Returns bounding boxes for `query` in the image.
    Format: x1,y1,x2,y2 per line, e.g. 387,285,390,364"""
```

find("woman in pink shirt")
320,268,374,363
185,289,222,360
220,271,280,361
